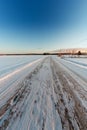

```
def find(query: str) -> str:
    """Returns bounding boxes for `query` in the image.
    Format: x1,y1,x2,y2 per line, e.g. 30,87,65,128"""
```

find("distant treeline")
0,51,87,56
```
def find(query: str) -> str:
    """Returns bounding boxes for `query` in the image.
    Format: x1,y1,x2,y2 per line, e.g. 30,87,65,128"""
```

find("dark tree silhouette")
78,51,81,55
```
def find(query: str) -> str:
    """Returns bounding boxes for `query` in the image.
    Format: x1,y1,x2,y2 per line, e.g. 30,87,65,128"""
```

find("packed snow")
0,55,87,130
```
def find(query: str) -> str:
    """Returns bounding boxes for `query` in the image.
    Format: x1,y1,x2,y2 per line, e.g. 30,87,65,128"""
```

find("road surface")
0,56,87,130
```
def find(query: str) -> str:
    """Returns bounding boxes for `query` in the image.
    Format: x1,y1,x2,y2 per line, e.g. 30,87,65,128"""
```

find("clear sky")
0,0,87,53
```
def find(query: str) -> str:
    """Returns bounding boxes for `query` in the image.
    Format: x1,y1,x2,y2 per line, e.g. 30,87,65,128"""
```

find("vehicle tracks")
0,56,87,130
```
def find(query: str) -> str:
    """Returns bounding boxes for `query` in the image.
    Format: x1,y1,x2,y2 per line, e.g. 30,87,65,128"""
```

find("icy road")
0,56,87,130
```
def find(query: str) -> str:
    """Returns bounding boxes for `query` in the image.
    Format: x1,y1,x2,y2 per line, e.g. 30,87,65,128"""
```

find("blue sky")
0,0,87,53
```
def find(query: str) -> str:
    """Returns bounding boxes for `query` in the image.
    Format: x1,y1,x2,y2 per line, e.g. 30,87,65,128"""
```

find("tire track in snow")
1,57,62,130
0,58,43,108
1,56,86,130
51,57,87,130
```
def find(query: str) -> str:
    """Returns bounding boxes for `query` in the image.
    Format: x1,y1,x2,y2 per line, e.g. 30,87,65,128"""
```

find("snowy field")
62,57,87,67
0,55,44,78
56,56,87,82
0,55,87,130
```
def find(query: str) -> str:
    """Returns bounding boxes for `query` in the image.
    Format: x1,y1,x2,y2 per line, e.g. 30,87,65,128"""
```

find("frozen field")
57,57,87,82
0,55,44,78
62,57,87,67
0,55,87,130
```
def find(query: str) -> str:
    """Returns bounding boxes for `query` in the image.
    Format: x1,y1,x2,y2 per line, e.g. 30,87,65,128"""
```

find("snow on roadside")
0,56,45,108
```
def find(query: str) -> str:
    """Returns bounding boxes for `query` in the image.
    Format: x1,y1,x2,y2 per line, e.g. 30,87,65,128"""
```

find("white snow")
5,57,62,130
54,56,87,82
0,55,45,108
0,55,87,130
0,55,44,78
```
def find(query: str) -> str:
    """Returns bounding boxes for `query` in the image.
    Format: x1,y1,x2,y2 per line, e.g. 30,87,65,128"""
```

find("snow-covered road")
0,56,87,130
0,56,44,108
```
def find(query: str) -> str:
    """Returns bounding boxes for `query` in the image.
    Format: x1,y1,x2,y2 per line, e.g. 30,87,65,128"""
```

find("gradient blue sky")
0,0,87,53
